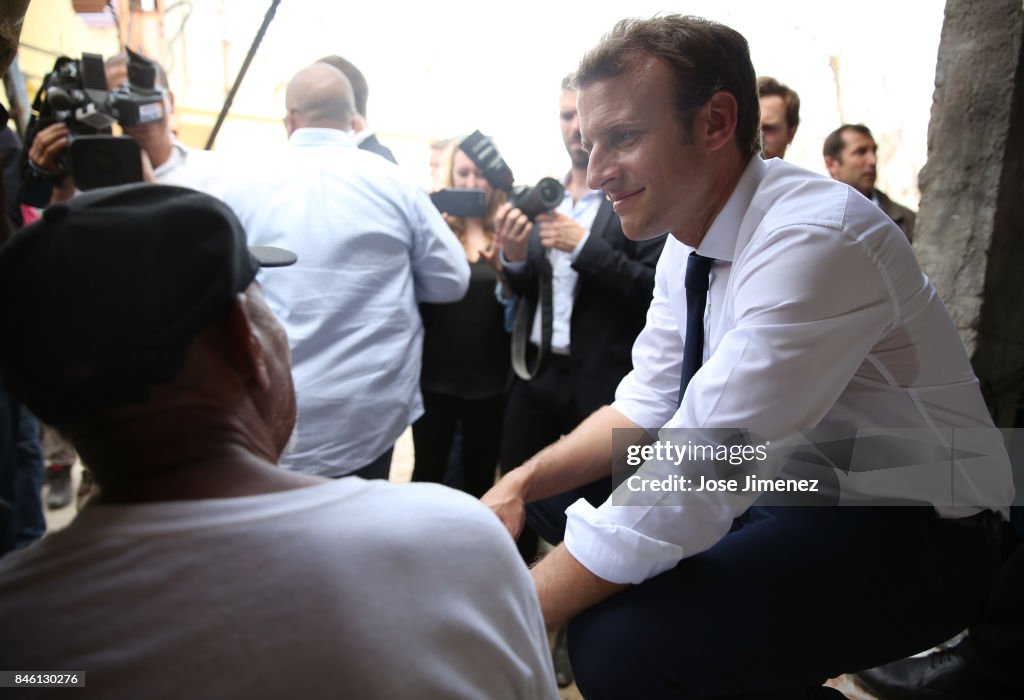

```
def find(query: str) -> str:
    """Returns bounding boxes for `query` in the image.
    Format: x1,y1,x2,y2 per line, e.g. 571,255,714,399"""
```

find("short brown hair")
823,124,874,161
572,15,760,160
317,55,369,118
757,76,800,130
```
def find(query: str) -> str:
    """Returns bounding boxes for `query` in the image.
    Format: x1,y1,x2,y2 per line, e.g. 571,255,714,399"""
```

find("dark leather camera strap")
511,253,553,381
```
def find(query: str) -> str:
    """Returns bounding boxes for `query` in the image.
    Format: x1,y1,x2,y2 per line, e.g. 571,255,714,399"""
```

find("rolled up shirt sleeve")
566,214,899,584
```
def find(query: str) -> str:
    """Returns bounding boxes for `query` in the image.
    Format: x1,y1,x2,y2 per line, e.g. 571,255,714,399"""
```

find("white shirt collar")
152,139,189,178
288,128,355,147
695,155,767,263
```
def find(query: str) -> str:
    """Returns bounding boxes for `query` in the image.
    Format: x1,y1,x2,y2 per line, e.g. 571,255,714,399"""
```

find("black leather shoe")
855,644,1013,699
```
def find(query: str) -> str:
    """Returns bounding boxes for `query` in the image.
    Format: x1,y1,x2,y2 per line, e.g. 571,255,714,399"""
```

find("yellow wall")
19,0,118,88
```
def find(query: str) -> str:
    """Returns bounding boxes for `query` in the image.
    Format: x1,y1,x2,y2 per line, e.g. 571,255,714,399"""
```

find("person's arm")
572,228,665,312
482,404,646,539
494,202,535,296
532,544,627,632
27,123,76,204
408,187,470,303
535,205,664,314
564,218,897,590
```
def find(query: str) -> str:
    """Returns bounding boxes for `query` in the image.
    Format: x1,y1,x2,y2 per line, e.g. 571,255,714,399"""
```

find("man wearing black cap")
0,184,558,698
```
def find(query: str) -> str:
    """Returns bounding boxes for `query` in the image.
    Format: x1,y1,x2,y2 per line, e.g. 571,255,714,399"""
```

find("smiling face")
580,55,714,244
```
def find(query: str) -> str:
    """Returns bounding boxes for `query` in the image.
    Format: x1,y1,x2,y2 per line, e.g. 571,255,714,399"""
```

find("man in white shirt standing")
225,63,468,479
483,15,1013,698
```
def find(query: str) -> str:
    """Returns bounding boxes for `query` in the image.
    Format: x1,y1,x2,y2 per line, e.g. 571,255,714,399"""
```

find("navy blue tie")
678,252,714,406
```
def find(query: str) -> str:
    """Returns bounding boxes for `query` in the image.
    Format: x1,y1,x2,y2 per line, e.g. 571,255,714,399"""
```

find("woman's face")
452,149,493,197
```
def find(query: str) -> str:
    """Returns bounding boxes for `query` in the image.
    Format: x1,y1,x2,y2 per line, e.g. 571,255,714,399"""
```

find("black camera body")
458,130,564,220
37,49,166,136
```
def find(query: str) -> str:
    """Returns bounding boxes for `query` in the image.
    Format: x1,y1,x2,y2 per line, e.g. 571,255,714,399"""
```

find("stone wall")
915,0,1024,426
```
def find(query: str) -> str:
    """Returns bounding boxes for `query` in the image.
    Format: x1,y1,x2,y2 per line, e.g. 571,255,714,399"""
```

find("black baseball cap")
0,183,296,425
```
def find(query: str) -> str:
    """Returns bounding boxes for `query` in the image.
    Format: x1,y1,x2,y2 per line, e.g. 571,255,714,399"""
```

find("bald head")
285,63,356,134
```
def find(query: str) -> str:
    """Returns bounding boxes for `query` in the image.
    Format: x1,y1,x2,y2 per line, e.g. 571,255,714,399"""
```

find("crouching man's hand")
481,468,529,541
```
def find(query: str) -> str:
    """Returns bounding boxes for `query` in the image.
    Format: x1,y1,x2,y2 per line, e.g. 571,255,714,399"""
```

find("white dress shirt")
565,156,1014,585
224,128,469,476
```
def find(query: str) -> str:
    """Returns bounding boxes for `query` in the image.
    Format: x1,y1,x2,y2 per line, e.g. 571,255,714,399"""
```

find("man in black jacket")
317,55,397,164
490,78,665,562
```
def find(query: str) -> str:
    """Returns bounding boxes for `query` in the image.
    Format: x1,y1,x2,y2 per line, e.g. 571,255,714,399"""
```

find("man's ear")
283,112,298,136
350,113,367,132
702,90,738,153
224,293,271,391
824,155,840,179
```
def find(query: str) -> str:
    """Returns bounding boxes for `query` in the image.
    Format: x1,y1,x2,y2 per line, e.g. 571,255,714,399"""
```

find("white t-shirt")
0,479,558,699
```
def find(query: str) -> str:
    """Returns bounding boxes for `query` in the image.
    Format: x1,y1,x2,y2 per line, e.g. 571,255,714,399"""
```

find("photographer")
24,49,228,511
26,50,226,204
411,137,529,498
488,79,666,568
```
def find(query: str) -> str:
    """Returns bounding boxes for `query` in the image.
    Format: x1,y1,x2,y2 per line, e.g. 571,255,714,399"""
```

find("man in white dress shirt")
225,63,468,479
483,15,1013,698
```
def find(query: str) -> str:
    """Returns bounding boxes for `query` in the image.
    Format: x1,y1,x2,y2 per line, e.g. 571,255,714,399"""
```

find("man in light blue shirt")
225,63,468,479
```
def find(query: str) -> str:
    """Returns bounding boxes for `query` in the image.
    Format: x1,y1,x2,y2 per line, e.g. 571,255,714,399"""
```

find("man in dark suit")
824,123,916,241
317,55,397,164
489,78,666,562
489,77,664,687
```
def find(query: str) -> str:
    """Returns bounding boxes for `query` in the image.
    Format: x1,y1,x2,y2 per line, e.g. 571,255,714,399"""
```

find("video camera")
458,130,563,220
20,48,167,205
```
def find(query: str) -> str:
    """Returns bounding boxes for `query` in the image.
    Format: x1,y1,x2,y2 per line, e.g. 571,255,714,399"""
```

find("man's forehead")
759,95,784,120
578,57,668,124
579,55,666,101
843,131,876,150
559,89,577,111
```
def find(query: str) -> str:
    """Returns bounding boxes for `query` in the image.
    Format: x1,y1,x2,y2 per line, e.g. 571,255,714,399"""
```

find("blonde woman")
412,139,525,497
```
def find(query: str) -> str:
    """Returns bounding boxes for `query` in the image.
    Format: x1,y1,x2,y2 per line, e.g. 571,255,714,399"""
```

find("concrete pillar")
915,0,1024,427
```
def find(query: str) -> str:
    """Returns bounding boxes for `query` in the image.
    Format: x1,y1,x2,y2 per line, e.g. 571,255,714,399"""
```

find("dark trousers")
412,391,504,498
0,381,45,556
962,518,1024,691
500,355,612,562
569,505,1003,699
